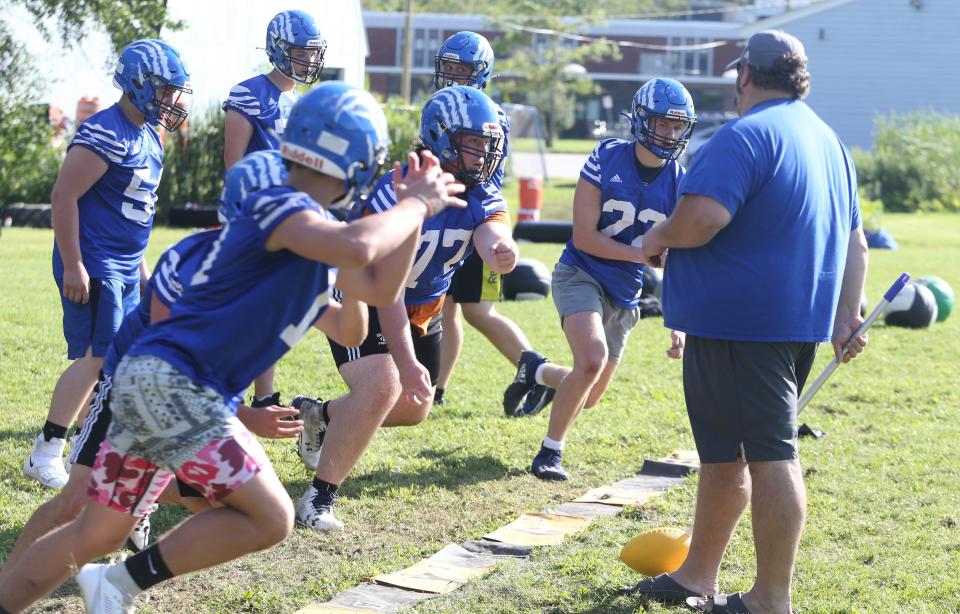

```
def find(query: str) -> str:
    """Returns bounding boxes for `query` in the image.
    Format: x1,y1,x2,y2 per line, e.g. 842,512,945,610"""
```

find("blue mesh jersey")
362,166,509,306
54,103,163,283
129,186,337,403
559,138,685,309
102,230,220,377
222,74,298,155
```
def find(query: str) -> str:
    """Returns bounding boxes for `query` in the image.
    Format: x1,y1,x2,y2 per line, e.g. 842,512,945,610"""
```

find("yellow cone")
619,527,691,576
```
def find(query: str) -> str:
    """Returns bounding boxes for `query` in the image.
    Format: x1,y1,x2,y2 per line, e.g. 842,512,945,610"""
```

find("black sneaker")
530,445,570,481
503,351,547,417
434,388,446,406
251,392,282,408
292,396,326,471
517,385,556,417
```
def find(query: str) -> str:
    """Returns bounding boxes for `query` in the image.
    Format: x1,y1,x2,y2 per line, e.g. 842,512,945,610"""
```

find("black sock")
320,400,331,425
312,476,338,497
124,543,174,591
42,420,68,442
434,388,445,403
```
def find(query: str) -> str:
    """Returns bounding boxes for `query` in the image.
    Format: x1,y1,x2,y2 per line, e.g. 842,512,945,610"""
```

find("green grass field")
508,137,599,155
0,213,958,613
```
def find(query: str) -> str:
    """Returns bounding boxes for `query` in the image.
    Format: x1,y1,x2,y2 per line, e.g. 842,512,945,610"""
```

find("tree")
489,1,621,146
9,0,181,52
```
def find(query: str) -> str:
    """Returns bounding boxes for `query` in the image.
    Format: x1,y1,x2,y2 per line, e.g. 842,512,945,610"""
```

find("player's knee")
575,351,606,380
257,498,295,548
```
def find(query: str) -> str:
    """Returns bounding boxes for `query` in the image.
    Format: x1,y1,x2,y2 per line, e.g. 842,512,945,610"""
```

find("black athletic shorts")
448,250,501,304
683,336,817,463
328,306,443,386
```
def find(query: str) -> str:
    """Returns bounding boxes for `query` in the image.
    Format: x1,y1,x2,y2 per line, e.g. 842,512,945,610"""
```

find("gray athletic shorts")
683,336,817,463
551,261,641,363
109,354,245,469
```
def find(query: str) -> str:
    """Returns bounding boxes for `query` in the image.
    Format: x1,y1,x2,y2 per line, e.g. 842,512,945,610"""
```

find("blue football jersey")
362,167,509,305
129,187,337,402
54,103,163,283
102,230,221,377
559,138,685,309
222,74,298,155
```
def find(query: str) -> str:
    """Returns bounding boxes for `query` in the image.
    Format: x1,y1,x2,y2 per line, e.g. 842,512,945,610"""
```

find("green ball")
916,276,954,322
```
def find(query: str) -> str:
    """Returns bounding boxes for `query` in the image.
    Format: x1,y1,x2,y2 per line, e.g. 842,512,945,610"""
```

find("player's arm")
473,213,517,275
379,296,433,405
50,146,109,304
267,152,464,270
335,225,421,307
571,178,647,263
223,110,254,169
312,294,369,348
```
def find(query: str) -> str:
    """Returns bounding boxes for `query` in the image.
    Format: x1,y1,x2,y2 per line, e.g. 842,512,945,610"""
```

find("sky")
7,0,366,121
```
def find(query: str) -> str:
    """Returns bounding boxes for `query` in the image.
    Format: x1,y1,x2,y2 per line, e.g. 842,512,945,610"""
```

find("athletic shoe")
63,432,78,476
250,392,282,408
75,563,136,614
433,388,446,406
124,514,151,552
296,485,343,532
292,396,326,471
503,351,547,417
23,435,69,488
517,385,556,417
530,445,570,481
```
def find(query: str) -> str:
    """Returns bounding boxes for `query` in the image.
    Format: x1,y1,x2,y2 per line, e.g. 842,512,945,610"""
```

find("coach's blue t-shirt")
662,99,861,342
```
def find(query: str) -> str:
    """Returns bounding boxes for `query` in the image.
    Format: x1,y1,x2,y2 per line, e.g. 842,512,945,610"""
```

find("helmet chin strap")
328,184,355,211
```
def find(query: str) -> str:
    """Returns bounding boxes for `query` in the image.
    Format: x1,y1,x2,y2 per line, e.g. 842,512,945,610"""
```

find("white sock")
534,362,548,386
106,562,143,597
543,436,565,451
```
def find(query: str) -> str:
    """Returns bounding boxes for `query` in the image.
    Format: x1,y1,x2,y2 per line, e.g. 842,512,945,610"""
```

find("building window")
666,37,712,77
396,28,444,68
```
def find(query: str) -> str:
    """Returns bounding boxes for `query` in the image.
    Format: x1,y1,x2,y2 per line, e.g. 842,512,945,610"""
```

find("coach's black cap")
725,30,806,71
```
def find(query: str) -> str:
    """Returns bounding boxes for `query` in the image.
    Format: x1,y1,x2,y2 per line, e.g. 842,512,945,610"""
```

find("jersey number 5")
121,166,159,224
599,199,666,246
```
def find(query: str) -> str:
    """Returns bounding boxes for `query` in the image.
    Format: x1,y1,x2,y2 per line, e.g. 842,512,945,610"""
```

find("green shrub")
382,97,421,166
0,104,64,205
155,105,226,224
855,112,960,213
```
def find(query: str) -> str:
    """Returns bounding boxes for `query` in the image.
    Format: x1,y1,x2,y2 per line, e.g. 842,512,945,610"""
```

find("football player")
0,152,304,589
23,40,191,490
0,82,464,614
432,31,556,415
294,85,519,532
511,78,696,481
223,9,327,408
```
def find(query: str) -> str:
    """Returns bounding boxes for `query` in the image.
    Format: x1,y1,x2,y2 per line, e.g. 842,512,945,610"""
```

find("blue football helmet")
112,39,191,131
420,85,504,186
434,31,495,91
629,78,697,161
280,81,389,210
266,10,326,84
219,150,289,223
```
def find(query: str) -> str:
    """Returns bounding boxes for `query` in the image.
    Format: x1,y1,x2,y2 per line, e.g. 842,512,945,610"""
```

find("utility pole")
401,0,414,102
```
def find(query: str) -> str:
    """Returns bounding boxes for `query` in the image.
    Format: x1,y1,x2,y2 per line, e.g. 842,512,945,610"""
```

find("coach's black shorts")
328,306,443,386
683,336,816,463
449,250,501,304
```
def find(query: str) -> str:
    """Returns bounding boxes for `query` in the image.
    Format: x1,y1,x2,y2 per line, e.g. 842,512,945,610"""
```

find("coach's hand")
237,404,304,439
666,329,685,359
832,316,867,364
63,262,91,304
394,150,466,216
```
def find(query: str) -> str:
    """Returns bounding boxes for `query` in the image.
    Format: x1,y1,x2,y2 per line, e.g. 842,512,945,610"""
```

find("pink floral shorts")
88,424,267,517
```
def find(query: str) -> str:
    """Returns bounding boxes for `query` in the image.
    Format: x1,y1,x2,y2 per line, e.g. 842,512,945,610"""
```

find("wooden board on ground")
483,512,591,546
372,543,498,594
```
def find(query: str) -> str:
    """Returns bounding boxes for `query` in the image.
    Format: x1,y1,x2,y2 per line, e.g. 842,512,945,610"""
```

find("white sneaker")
296,486,343,532
23,435,69,488
292,396,326,471
75,563,135,614
125,514,151,552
